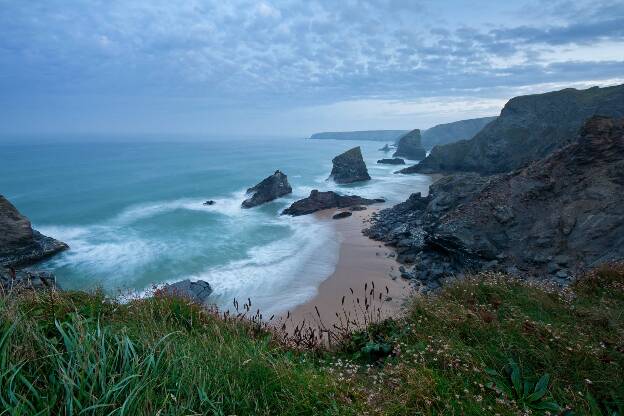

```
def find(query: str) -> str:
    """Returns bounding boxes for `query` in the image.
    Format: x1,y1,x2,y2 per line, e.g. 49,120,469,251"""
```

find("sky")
0,0,623,139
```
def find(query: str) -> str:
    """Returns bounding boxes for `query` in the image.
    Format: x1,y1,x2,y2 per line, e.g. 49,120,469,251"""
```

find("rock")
379,144,391,152
393,129,426,160
241,170,292,208
329,147,371,184
365,116,624,285
332,211,352,219
408,84,624,175
377,158,405,165
160,279,213,304
0,195,68,267
203,200,215,206
0,267,61,292
282,190,384,216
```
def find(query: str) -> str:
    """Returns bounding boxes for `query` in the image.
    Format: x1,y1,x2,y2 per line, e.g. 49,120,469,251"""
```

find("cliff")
0,195,68,267
421,116,497,149
407,84,624,174
392,129,426,160
366,116,624,288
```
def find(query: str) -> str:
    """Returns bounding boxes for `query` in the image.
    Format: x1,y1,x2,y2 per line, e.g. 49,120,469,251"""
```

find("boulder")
282,190,384,216
393,130,426,160
329,147,371,184
160,279,213,304
0,195,68,267
332,211,352,219
242,170,292,208
0,267,61,292
366,116,624,285
377,158,405,165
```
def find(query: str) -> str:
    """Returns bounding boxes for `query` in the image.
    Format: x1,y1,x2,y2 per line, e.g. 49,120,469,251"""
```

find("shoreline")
278,206,412,331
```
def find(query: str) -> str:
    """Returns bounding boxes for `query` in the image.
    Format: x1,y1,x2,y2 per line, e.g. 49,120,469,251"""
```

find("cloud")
0,0,622,135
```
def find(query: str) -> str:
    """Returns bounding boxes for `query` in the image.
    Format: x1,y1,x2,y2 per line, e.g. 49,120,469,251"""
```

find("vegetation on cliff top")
1,265,623,415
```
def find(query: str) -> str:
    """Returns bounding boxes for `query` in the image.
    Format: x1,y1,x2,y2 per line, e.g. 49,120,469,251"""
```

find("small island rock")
393,130,426,160
329,147,371,184
242,170,292,208
282,190,384,216
377,158,405,165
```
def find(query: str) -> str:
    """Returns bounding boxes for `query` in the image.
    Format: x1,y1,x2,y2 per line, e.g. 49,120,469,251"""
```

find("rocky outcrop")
409,84,624,175
377,158,405,165
379,144,392,152
332,212,352,219
0,268,60,292
0,195,68,267
282,190,384,216
159,279,213,304
329,147,371,184
309,130,408,141
421,116,497,149
366,116,624,290
242,170,292,208
393,130,426,160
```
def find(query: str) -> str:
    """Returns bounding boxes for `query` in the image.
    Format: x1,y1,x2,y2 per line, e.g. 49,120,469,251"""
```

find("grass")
0,264,623,415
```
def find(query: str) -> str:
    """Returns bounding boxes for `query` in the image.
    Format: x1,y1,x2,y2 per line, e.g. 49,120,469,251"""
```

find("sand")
278,206,413,332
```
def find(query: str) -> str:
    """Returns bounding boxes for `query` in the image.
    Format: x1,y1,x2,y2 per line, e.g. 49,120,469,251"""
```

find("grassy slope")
0,266,622,415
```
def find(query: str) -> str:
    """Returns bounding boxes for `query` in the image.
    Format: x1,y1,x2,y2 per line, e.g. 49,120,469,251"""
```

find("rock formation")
0,195,68,267
329,147,371,184
379,144,391,152
377,158,405,165
366,116,624,290
407,84,624,175
282,190,384,216
159,279,213,304
421,116,497,149
241,170,292,208
0,268,60,292
393,130,426,160
332,211,352,219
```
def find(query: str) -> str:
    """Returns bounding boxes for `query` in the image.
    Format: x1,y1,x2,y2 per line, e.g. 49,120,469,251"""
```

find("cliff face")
0,196,68,267
366,116,624,289
393,129,426,160
421,116,497,149
410,84,624,175
329,147,371,184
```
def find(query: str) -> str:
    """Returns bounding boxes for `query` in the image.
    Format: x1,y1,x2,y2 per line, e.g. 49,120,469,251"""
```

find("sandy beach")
279,206,413,332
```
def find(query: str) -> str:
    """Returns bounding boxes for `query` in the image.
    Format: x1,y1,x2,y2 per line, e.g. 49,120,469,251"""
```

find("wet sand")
280,206,412,330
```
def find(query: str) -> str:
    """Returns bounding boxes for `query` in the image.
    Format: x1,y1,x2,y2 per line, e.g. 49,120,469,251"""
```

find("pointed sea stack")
0,195,68,267
393,129,426,160
242,170,292,208
329,146,371,184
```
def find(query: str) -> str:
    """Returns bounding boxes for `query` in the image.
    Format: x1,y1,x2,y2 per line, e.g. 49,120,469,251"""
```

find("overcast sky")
1,0,623,138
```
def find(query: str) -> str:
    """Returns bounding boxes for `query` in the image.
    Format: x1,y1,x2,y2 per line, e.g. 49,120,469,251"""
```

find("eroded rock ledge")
282,190,384,216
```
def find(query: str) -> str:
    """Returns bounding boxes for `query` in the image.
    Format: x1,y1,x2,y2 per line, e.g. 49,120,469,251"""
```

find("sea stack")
393,129,426,160
329,146,371,184
241,170,292,208
0,195,68,267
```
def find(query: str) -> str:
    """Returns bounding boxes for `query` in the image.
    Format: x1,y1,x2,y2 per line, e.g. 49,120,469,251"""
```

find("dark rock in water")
242,170,292,208
349,206,367,211
0,195,68,267
0,267,61,292
409,84,624,175
282,190,384,216
329,147,371,184
203,200,215,206
332,211,352,219
377,158,405,165
160,279,213,304
393,129,426,160
379,144,391,152
366,116,624,286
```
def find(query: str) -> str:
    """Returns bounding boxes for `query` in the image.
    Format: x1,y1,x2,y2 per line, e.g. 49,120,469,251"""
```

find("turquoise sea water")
1,138,432,314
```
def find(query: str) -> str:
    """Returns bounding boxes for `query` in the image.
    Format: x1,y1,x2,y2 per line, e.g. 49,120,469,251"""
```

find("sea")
0,137,432,315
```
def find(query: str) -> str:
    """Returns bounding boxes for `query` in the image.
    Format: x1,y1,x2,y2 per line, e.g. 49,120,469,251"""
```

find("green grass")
1,264,623,415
